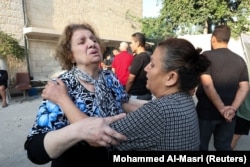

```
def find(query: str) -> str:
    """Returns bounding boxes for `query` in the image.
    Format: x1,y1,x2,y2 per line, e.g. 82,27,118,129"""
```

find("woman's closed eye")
90,36,97,43
78,38,86,45
149,62,154,68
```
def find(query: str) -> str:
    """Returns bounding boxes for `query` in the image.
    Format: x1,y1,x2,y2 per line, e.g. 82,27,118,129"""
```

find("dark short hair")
157,38,210,92
212,25,231,43
131,32,146,47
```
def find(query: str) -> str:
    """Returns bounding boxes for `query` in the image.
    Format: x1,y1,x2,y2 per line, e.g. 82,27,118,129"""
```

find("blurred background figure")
103,54,113,70
231,90,250,150
112,42,134,89
112,48,119,57
145,42,154,56
0,68,8,108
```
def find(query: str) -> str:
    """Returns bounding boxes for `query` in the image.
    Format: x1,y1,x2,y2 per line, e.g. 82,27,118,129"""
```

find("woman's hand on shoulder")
76,113,127,147
42,79,69,105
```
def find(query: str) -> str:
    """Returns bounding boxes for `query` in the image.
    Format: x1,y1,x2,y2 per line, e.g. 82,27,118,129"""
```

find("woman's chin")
92,59,102,64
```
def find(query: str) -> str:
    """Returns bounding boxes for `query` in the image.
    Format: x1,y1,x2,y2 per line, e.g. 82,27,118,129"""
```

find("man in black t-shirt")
125,32,151,100
196,25,249,151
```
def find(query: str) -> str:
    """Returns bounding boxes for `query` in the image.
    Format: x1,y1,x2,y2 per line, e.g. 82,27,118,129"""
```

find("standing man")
196,25,249,151
0,68,8,108
112,42,134,89
126,32,151,100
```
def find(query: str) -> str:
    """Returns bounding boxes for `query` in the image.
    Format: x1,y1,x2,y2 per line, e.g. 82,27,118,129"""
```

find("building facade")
0,0,142,85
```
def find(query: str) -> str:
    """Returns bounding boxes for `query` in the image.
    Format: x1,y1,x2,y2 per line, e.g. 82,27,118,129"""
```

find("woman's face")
144,47,168,97
70,29,102,68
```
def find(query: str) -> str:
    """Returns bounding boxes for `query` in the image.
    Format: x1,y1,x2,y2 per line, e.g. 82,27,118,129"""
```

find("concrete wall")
0,0,27,85
24,0,142,81
26,0,142,41
0,0,24,43
1,0,143,82
28,40,60,81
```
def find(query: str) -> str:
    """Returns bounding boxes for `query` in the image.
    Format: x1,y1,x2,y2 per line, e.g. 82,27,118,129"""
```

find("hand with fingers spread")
42,79,69,105
43,113,127,159
80,113,127,147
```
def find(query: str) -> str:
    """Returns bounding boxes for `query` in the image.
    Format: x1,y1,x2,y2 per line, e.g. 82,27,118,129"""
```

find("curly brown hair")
55,23,105,70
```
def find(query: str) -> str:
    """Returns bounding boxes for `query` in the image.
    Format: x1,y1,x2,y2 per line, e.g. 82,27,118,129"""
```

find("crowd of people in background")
23,21,249,167
111,41,133,89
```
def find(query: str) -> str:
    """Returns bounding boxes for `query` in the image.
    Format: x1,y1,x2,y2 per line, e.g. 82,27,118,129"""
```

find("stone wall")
24,0,142,81
0,0,24,43
0,0,143,85
0,0,27,86
28,40,60,81
26,0,142,41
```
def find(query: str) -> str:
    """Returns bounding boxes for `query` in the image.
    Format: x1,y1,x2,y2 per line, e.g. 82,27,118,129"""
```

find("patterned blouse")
27,69,129,138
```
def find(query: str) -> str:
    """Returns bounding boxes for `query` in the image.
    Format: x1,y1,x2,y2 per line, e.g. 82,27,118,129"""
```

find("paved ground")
0,95,249,167
0,96,50,167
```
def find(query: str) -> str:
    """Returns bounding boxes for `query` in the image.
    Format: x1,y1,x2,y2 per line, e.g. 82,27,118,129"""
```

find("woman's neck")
76,65,100,79
155,87,180,98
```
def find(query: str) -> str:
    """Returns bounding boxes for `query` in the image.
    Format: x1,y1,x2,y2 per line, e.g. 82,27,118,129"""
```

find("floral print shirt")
27,69,128,138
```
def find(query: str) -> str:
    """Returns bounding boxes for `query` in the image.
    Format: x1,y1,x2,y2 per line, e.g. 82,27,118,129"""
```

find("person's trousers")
199,118,236,151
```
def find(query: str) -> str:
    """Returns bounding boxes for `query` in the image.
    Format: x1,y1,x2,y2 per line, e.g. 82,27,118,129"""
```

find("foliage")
0,31,25,59
140,0,250,40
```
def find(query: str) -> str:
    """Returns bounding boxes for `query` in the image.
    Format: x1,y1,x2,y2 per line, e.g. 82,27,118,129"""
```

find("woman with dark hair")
110,38,210,151
41,37,210,152
25,36,210,166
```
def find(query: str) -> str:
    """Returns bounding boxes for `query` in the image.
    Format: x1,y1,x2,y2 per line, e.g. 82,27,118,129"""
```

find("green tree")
0,31,25,59
141,0,250,40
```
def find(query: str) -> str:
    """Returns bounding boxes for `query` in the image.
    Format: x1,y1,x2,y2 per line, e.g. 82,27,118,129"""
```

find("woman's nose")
88,39,95,48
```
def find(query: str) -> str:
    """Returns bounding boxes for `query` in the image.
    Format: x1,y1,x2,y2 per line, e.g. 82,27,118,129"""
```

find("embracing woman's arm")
123,98,149,113
25,114,127,162
44,115,127,158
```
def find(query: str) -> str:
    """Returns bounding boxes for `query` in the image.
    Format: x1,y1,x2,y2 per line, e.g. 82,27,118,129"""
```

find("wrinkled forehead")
151,47,166,61
72,29,93,37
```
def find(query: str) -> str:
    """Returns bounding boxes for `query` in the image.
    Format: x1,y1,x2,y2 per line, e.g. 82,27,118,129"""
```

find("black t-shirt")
129,52,151,95
0,70,8,88
196,48,249,120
